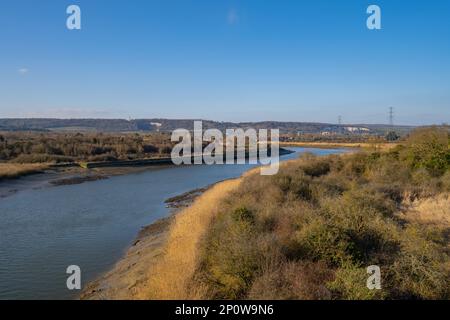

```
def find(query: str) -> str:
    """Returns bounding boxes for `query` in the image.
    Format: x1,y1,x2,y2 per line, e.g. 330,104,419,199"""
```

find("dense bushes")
0,131,174,163
190,127,449,300
399,127,450,176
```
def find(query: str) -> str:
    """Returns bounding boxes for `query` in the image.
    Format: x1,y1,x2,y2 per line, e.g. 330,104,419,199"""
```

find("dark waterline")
0,148,347,300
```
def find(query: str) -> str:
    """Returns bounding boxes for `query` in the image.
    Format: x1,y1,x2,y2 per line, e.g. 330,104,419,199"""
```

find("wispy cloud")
18,68,29,75
227,8,239,25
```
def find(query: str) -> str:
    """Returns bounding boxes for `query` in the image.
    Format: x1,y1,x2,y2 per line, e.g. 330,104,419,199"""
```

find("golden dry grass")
280,141,397,151
401,193,450,226
0,163,48,180
141,178,243,299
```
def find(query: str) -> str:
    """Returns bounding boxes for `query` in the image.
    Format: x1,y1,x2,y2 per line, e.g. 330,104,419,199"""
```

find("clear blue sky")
0,0,449,125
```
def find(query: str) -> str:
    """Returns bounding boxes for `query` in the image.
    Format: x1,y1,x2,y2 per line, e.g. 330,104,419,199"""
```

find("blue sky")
0,0,449,125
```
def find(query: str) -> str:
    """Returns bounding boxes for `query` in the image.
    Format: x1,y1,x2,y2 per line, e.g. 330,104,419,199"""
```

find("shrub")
292,218,354,266
312,172,349,198
440,171,450,191
198,207,262,299
364,154,411,185
400,127,449,176
272,172,312,201
327,264,386,300
342,153,369,178
249,261,334,300
388,225,449,299
300,158,331,177
182,127,450,300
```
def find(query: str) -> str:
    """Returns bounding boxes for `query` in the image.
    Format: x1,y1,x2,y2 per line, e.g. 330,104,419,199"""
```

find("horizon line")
0,116,429,127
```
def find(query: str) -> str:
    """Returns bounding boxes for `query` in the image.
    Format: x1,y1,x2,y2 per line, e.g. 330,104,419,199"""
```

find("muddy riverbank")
80,186,208,300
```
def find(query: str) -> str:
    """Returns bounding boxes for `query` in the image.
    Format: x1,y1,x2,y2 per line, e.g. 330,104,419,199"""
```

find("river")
0,147,347,300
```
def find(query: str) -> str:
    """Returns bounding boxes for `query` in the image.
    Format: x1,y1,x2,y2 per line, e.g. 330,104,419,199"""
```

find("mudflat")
80,186,208,300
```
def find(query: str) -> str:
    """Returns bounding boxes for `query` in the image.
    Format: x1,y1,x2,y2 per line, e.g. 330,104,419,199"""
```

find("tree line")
0,132,174,163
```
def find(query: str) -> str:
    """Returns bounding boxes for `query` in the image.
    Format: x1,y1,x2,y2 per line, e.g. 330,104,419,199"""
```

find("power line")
389,107,394,127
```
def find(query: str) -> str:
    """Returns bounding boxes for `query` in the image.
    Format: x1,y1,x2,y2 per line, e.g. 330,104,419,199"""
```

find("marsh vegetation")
0,132,174,180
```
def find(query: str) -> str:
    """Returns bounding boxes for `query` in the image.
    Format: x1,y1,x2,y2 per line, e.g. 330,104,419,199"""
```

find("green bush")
198,207,262,299
400,127,449,176
300,159,331,177
293,218,354,266
327,264,386,300
272,172,312,201
388,225,449,299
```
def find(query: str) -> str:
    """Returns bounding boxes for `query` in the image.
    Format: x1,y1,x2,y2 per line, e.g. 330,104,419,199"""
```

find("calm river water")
0,147,346,299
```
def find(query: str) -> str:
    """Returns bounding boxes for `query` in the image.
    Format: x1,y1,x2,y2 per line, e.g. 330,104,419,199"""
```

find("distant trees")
385,131,400,142
282,132,387,144
143,144,159,153
0,132,175,163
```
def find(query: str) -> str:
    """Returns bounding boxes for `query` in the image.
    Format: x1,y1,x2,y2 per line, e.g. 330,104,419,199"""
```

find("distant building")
344,127,370,134
150,122,162,132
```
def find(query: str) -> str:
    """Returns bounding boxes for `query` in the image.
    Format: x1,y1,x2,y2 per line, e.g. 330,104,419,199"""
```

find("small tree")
385,131,399,142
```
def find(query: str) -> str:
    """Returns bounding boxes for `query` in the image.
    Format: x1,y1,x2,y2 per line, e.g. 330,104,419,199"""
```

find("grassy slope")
143,178,244,299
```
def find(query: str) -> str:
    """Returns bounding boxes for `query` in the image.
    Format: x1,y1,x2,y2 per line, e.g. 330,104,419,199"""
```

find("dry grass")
0,163,48,180
141,178,242,299
280,141,397,151
401,193,450,226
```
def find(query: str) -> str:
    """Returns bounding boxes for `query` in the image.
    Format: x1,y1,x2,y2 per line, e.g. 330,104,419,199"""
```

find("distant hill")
0,118,415,135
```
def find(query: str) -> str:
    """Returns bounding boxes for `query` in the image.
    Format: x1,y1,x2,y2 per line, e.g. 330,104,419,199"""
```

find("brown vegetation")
143,179,242,299
400,194,450,226
0,131,174,164
0,163,49,180
145,127,449,300
280,141,397,151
